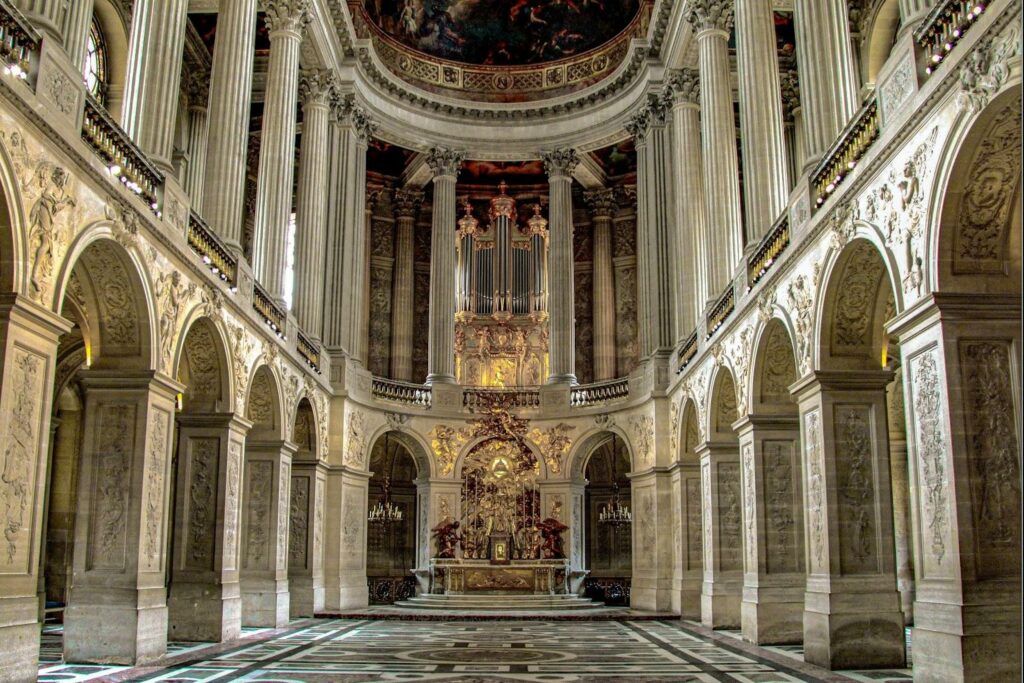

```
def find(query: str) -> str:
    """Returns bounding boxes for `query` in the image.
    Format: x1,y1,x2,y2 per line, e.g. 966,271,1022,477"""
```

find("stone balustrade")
371,376,433,407
705,283,735,339
918,0,990,74
463,387,541,410
82,97,164,214
252,281,287,339
0,0,36,83
812,95,880,207
296,330,321,374
746,213,790,289
187,210,239,290
569,377,630,407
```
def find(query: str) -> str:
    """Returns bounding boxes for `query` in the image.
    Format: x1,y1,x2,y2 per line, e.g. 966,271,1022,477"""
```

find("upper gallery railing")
0,0,37,83
252,282,287,339
82,97,163,214
187,210,238,290
570,377,630,407
917,0,989,75
296,330,321,374
676,329,699,374
463,387,541,410
706,284,736,339
812,95,880,208
747,213,790,289
371,377,432,407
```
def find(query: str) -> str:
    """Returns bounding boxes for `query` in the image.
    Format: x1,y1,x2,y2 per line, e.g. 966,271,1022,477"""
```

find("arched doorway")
289,397,325,617
582,434,632,605
366,432,418,604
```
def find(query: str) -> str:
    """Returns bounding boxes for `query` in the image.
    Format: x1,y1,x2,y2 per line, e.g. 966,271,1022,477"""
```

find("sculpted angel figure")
28,165,75,295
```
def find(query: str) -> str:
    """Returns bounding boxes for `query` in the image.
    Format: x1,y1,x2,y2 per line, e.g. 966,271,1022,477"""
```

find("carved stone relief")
185,437,219,571
341,491,364,569
741,444,756,572
636,487,655,570
344,410,367,469
629,414,655,469
90,404,134,571
835,406,877,574
786,273,816,374
685,478,702,570
910,348,950,570
764,441,798,574
277,462,290,568
804,410,826,573
614,265,639,375
832,242,886,357
314,478,325,569
248,369,275,432
183,322,220,405
527,423,575,475
81,243,141,353
223,442,241,571
760,324,797,405
718,462,742,572
156,269,197,371
701,464,712,569
142,409,169,571
368,265,393,377
245,460,273,570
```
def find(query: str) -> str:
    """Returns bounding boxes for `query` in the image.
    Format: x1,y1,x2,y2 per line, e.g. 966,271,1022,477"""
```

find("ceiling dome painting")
363,0,642,66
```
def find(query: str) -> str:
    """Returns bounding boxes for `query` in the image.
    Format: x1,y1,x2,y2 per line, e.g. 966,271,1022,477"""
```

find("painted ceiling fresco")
362,0,641,65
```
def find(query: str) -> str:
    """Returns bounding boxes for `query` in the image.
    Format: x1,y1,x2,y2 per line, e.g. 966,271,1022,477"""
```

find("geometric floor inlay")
38,618,914,682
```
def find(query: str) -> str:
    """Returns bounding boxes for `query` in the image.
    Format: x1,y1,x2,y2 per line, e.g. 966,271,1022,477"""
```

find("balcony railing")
706,285,735,339
812,96,880,207
82,97,162,214
463,387,541,410
0,0,37,83
917,0,988,75
372,377,432,407
296,331,321,374
252,282,286,338
187,210,238,290
570,377,630,407
747,214,790,289
676,330,698,374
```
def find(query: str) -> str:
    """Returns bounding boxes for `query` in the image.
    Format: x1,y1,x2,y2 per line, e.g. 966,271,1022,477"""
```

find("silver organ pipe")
526,204,549,315
456,201,479,315
489,181,517,320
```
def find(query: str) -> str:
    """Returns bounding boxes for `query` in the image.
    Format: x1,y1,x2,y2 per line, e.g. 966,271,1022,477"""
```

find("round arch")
246,363,286,440
0,132,27,295
749,316,800,414
706,364,740,439
174,315,232,414
567,426,634,481
366,425,433,480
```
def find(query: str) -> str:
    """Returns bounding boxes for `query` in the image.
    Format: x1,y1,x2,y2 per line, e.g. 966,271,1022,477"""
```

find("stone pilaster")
543,148,580,385
698,440,743,628
240,440,295,627
323,466,371,609
425,147,465,385
539,481,586,575
735,0,790,241
201,0,258,249
14,0,62,43
61,0,95,70
630,470,675,612
289,462,328,617
583,189,616,381
183,69,210,210
670,461,703,618
666,69,708,332
794,0,860,166
293,70,335,341
120,0,190,173
390,190,422,381
251,0,310,308
792,371,906,669
690,1,744,297
64,372,181,664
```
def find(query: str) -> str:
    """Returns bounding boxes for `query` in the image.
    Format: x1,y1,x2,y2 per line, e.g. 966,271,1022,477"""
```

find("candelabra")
368,476,404,525
599,482,632,527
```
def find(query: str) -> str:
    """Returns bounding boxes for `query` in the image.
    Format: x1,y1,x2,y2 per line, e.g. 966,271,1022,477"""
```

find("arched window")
84,18,107,104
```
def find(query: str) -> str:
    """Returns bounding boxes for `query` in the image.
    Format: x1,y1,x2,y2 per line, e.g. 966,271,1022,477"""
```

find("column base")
741,580,805,645
241,578,290,628
325,571,369,611
672,577,702,619
803,589,905,669
64,601,167,665
701,576,742,629
631,578,673,612
167,582,241,642
289,575,325,618
0,596,40,683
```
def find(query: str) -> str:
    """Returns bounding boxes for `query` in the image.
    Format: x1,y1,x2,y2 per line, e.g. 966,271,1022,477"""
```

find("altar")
428,558,570,595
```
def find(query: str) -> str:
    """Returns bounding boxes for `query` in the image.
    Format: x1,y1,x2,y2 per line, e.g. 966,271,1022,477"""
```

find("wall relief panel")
89,403,134,572
185,437,219,571
835,405,877,574
245,460,273,570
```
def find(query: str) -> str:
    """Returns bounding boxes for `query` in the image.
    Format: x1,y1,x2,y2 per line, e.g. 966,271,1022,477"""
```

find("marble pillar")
666,69,708,331
794,0,860,166
735,0,790,241
14,0,63,44
583,189,616,381
61,0,94,71
630,471,675,612
539,481,586,587
734,415,806,644
390,190,422,381
690,1,744,297
120,0,189,174
293,70,335,341
425,147,465,385
543,148,579,385
288,462,327,617
698,440,743,628
323,466,371,609
166,414,250,642
202,0,258,249
64,372,180,664
0,297,70,681
792,371,906,669
182,71,210,211
251,1,309,308
670,461,703,618
240,440,295,627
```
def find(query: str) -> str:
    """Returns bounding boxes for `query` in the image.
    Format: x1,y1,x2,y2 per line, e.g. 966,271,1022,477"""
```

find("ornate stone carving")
156,270,197,370
429,424,467,477
669,398,681,462
541,148,580,178
911,349,949,567
629,414,655,469
264,0,312,33
183,322,220,404
186,438,218,570
332,94,377,143
689,0,735,33
760,323,797,405
228,322,256,408
143,409,168,571
248,369,275,430
636,487,656,568
425,147,466,178
93,405,134,569
583,188,616,218
27,164,76,301
804,411,825,572
742,444,756,572
344,410,367,469
527,423,576,475
1,350,43,567
829,202,857,250
314,478,325,568
246,460,273,568
956,25,1021,113
780,70,800,122
224,442,241,571
614,265,639,374
368,266,392,377
277,462,290,567
43,67,76,115
298,68,337,108
393,189,424,219
667,68,700,105
764,441,797,573
341,493,364,567
724,326,753,416
833,243,886,355
836,407,876,572
786,274,815,373
701,464,712,564
686,479,702,568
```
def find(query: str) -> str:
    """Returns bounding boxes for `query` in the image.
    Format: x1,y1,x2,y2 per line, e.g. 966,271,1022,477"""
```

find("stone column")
698,440,743,628
735,0,790,241
666,69,708,332
293,70,335,341
251,1,309,308
791,371,905,669
690,1,744,297
120,0,189,173
630,471,675,612
323,466,371,609
14,0,63,43
391,190,422,381
889,295,1021,682
201,0,258,250
583,189,616,381
898,0,935,34
0,297,71,681
360,190,381,366
670,461,703,618
781,70,805,188
240,440,295,627
543,148,580,385
289,461,328,617
64,372,180,664
886,371,914,625
734,415,806,644
166,414,250,642
61,0,95,70
794,0,859,166
425,147,465,385
182,70,210,210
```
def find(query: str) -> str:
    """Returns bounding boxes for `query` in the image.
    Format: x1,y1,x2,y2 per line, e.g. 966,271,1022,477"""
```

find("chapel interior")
0,0,1020,681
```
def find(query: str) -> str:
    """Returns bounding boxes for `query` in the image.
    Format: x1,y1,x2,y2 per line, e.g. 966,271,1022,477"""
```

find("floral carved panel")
835,405,877,574
89,404,135,572
184,437,219,571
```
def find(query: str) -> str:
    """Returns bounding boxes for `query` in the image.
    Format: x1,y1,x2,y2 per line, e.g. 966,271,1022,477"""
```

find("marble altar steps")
395,594,605,611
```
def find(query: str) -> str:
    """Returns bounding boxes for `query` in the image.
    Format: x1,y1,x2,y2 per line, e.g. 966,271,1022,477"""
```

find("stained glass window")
84,19,107,104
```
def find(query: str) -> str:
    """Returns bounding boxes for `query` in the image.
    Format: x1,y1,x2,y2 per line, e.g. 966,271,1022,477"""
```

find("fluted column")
183,69,211,209
14,0,63,43
425,148,465,385
584,189,616,381
293,70,335,340
251,0,310,307
794,0,859,165
691,1,744,297
543,149,580,385
667,69,708,336
61,0,95,70
781,70,805,187
736,0,789,241
202,0,258,250
390,190,422,381
120,0,189,174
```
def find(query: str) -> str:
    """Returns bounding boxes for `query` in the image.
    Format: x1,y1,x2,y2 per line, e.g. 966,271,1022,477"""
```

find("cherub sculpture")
536,516,569,559
432,518,462,559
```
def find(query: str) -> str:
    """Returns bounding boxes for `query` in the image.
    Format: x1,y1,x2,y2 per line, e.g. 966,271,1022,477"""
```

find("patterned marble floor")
38,619,914,682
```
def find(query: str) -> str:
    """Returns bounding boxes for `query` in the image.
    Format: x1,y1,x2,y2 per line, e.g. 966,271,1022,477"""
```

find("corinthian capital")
393,189,425,219
625,95,669,142
667,68,701,105
299,69,337,108
426,148,466,178
780,69,801,121
583,188,617,218
331,94,377,143
542,148,580,179
688,0,734,33
265,0,312,34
